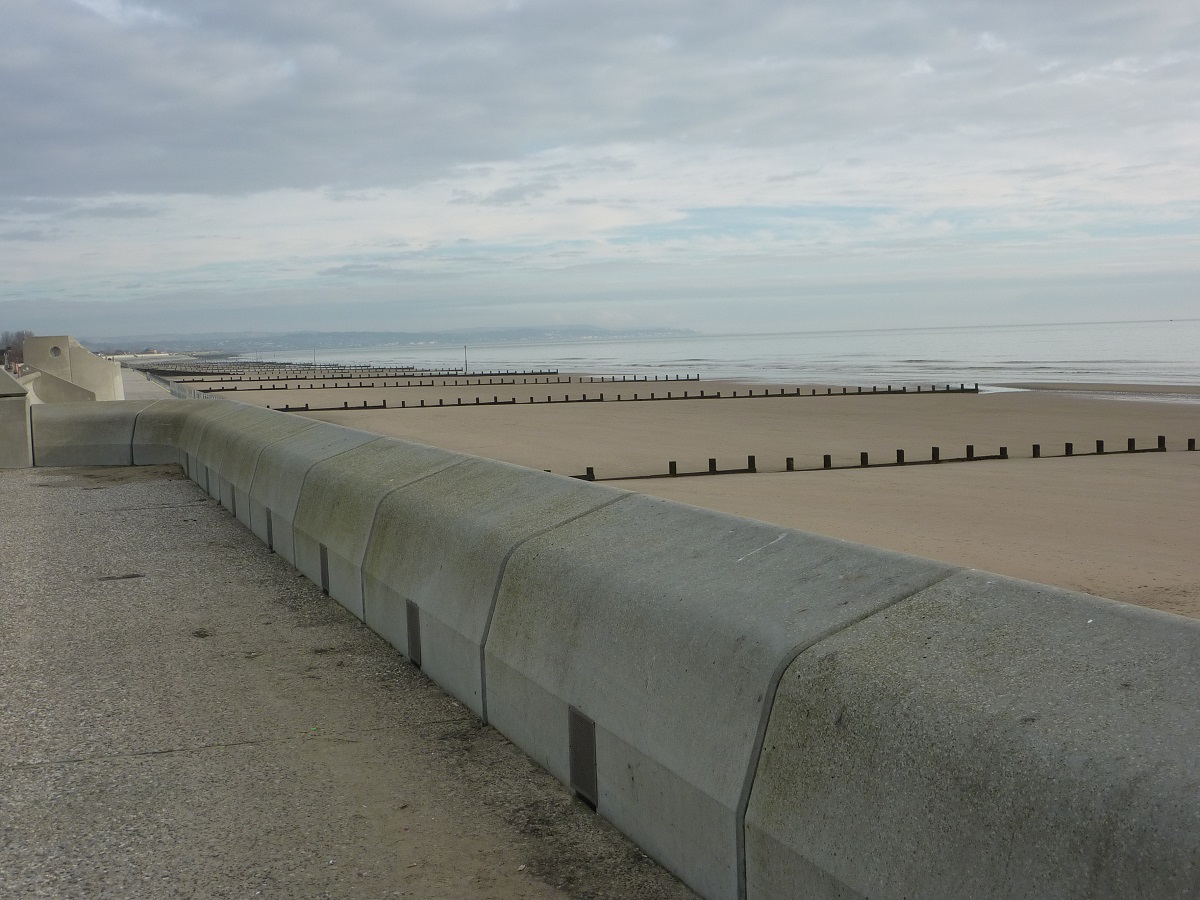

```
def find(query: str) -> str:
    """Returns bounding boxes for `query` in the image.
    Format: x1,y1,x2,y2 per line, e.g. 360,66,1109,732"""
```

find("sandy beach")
215,374,1200,618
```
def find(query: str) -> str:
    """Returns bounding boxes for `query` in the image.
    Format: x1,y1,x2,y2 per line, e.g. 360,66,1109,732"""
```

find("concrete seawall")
28,398,1200,899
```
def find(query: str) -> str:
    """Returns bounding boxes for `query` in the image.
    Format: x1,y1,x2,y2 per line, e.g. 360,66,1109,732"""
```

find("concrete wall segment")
66,342,124,401
30,400,159,466
484,494,956,899
0,367,29,399
174,398,242,461
195,406,322,528
361,459,628,716
131,399,204,465
21,336,74,382
745,569,1200,900
292,437,468,619
0,398,32,468
0,369,32,468
246,422,380,565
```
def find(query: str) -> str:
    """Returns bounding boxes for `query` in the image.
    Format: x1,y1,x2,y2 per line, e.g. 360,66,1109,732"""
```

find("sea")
269,318,1200,391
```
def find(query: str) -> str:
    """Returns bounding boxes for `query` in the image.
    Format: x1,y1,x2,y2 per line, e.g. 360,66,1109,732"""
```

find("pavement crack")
107,501,211,512
8,739,269,770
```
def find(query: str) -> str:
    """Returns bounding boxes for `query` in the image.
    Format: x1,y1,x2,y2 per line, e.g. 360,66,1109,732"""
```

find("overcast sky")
2,0,1197,338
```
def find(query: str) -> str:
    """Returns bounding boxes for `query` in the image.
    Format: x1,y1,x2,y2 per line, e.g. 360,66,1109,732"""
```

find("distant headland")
79,326,697,357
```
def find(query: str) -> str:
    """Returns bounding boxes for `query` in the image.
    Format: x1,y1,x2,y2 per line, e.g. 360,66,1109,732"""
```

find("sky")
2,0,1198,339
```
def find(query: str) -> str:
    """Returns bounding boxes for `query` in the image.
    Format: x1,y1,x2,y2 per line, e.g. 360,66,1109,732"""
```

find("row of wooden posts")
267,383,982,412
173,367,560,383
573,436,1197,481
201,376,575,392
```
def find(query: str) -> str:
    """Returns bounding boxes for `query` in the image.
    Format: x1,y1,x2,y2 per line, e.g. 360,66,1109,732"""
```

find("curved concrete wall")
23,335,123,401
27,398,1200,900
19,369,96,404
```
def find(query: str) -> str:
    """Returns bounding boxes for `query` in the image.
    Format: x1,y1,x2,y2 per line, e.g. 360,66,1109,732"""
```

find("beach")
215,374,1200,618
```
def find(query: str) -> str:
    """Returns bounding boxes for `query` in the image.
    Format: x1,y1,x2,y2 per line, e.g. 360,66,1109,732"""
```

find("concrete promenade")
0,464,694,899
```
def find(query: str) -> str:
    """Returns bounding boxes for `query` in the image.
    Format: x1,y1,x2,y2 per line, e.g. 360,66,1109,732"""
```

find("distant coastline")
80,325,697,356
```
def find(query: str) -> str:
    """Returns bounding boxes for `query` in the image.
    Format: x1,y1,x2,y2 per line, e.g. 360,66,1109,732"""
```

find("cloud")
0,229,56,242
62,201,162,218
0,0,1197,334
68,0,187,28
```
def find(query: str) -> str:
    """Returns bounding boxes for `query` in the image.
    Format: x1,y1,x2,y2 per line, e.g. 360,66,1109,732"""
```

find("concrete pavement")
0,465,694,900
